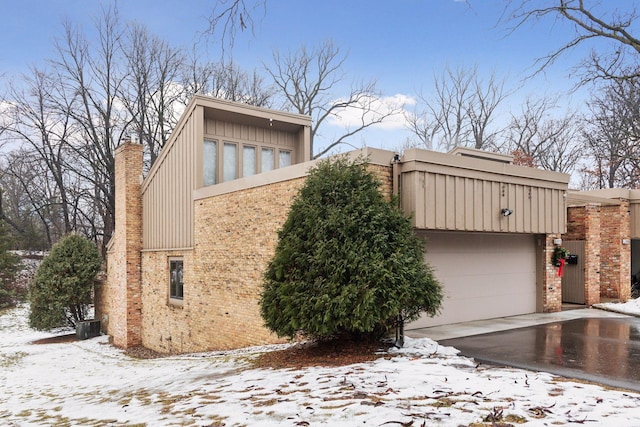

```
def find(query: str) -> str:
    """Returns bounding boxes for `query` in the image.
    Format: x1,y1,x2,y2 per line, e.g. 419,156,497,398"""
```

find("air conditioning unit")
76,320,101,340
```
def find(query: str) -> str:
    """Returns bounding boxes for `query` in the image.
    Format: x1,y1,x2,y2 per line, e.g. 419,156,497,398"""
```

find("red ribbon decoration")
557,258,565,277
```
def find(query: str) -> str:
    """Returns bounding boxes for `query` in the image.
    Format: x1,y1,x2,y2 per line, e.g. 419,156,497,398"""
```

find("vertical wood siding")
402,169,566,234
631,202,640,238
143,107,201,250
142,108,306,250
204,118,297,149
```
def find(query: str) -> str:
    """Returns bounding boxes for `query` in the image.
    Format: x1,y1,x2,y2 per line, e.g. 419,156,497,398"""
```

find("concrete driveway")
408,309,640,392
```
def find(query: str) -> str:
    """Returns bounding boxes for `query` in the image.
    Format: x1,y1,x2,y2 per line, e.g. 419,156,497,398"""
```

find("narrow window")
279,150,292,168
169,258,184,301
261,147,274,173
203,140,217,186
243,145,256,177
223,142,237,182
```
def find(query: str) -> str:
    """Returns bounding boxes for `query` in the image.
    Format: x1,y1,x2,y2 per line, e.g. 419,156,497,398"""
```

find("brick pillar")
565,205,601,305
109,142,143,348
542,234,562,312
600,200,631,301
583,205,602,305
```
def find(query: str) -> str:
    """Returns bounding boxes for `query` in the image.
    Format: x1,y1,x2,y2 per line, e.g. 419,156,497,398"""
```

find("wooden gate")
562,240,586,304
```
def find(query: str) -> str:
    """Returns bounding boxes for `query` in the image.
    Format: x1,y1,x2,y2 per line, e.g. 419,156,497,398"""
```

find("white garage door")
408,231,537,329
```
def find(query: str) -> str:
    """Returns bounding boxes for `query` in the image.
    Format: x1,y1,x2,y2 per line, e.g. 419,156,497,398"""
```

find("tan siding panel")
537,187,545,233
493,182,501,231
143,107,199,250
434,173,445,229
455,177,465,229
632,204,640,238
421,172,432,229
404,172,421,228
474,180,483,230
399,156,567,234
444,175,454,229
464,178,474,230
511,184,519,232
558,189,566,232
527,186,535,233
523,186,532,233
544,188,552,232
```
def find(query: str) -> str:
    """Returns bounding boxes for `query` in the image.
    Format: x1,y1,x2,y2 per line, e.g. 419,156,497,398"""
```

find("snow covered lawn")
2,305,640,426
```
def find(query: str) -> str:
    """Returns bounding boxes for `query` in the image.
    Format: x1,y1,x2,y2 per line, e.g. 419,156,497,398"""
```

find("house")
96,95,572,354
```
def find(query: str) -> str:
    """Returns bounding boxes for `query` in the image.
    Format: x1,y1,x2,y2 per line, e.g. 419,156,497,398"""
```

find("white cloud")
327,93,416,131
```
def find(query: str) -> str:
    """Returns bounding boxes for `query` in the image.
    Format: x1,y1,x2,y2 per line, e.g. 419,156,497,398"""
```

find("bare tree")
504,95,582,174
210,61,274,107
179,48,274,107
3,68,77,236
0,150,76,249
180,49,216,101
120,23,185,166
266,40,401,158
582,77,640,188
205,0,266,51
504,1,640,83
48,7,129,248
407,65,507,151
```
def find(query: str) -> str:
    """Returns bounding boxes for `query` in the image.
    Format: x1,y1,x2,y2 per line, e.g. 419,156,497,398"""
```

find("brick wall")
600,201,631,301
139,249,193,353
367,164,394,198
136,163,394,353
96,142,143,348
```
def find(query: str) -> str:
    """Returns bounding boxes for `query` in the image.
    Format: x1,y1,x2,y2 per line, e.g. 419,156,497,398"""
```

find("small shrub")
28,234,102,330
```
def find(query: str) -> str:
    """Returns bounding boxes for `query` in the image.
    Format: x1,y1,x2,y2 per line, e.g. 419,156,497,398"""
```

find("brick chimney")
101,141,143,348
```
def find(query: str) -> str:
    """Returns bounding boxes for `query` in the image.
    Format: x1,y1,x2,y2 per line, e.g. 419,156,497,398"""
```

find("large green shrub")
260,156,442,341
0,219,22,309
29,234,102,330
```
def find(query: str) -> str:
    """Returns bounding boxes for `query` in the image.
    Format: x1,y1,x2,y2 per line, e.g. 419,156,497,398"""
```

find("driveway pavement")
408,309,640,392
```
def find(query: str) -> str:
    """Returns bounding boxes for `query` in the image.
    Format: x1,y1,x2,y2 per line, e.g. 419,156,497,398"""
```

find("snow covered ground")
2,304,640,426
594,298,640,317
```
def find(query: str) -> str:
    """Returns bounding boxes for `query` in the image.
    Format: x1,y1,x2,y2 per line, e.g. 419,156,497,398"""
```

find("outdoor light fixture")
501,208,513,217
392,153,400,163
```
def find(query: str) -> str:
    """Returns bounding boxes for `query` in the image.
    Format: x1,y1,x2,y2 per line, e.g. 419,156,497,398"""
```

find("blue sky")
0,0,627,153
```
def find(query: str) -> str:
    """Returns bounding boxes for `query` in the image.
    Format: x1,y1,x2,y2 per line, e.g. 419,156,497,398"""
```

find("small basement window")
169,258,184,302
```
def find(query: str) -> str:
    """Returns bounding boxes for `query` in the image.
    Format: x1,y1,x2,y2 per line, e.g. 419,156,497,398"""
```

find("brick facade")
104,153,395,353
100,140,574,353
564,201,631,304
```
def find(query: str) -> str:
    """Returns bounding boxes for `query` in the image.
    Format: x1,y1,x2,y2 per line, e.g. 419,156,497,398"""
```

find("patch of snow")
594,297,640,317
1,305,640,426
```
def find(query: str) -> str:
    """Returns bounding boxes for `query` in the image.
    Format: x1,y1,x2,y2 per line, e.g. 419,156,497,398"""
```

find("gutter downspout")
391,153,404,348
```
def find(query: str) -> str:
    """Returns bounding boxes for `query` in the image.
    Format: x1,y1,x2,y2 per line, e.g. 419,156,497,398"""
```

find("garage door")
408,231,537,329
